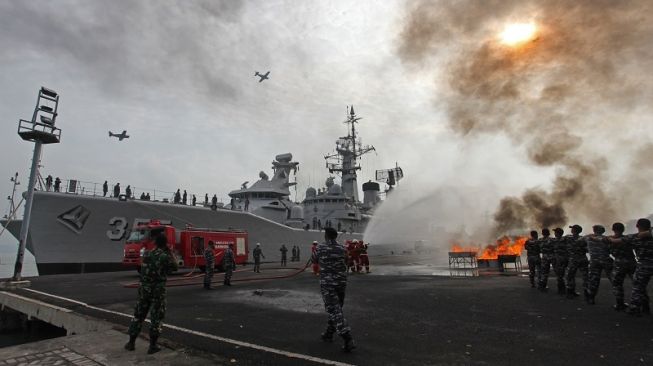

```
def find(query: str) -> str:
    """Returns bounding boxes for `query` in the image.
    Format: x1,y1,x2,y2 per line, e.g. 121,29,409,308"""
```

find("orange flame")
450,236,527,260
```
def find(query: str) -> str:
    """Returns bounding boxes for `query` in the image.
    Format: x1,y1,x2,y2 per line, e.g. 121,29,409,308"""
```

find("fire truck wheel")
216,264,225,272
136,266,141,274
199,266,206,273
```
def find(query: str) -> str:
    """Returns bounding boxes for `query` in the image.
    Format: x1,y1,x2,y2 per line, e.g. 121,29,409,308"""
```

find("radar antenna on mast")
324,105,375,202
375,164,404,191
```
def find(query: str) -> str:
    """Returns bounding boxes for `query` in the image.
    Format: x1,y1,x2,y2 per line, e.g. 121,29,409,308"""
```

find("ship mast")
324,106,375,202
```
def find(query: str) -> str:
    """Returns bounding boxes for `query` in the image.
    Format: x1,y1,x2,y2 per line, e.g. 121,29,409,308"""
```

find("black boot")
584,290,593,304
625,305,642,317
613,300,627,311
585,293,595,305
147,335,161,354
566,289,579,299
124,335,136,351
530,280,535,288
557,283,565,295
341,332,356,353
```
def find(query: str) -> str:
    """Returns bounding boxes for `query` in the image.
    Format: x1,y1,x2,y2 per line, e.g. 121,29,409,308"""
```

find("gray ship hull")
1,192,362,275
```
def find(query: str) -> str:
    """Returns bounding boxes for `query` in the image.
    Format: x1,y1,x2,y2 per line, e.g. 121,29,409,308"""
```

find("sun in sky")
499,22,537,46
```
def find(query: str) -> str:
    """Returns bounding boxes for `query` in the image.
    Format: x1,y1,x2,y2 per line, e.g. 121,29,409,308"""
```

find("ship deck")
2,254,652,365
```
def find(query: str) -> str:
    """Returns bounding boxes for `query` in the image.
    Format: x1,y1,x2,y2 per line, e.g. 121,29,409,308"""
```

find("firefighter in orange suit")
348,240,360,273
358,242,370,273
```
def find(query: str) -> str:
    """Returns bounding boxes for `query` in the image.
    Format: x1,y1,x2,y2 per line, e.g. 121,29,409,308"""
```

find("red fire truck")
122,220,249,272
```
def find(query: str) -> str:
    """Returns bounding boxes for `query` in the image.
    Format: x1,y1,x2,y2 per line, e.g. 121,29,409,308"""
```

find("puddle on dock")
216,289,324,313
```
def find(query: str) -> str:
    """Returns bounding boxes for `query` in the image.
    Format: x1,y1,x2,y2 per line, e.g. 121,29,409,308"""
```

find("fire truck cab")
122,220,249,272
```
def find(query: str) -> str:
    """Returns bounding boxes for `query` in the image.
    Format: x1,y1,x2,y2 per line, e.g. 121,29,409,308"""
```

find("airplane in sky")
254,71,270,82
109,130,129,141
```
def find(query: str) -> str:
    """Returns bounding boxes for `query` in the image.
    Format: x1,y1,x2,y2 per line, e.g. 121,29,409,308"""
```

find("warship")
1,106,401,275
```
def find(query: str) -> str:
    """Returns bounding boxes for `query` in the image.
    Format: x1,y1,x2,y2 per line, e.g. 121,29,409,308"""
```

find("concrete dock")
1,254,652,365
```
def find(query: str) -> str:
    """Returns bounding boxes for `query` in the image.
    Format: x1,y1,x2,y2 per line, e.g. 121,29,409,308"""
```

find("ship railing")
38,178,223,206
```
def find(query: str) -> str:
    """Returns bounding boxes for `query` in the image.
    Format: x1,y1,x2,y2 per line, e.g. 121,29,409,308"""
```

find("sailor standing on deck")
253,243,265,273
102,180,108,197
125,233,178,354
223,244,236,286
45,175,53,191
280,244,288,266
203,241,216,290
113,182,120,197
313,227,356,352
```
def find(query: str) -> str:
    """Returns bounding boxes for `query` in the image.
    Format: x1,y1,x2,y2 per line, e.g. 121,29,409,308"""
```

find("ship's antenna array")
324,105,375,202
4,173,21,220
0,173,24,241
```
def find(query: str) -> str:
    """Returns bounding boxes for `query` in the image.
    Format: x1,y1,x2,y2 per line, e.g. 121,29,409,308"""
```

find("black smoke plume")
398,0,653,234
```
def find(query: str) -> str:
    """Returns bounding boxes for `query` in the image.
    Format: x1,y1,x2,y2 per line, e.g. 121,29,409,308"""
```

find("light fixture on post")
3,87,62,288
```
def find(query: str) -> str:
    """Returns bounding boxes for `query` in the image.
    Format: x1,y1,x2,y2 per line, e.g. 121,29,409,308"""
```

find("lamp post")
9,87,62,285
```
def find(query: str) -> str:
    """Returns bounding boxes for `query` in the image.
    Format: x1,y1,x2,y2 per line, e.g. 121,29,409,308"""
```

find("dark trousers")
527,255,541,286
253,258,261,272
320,284,349,336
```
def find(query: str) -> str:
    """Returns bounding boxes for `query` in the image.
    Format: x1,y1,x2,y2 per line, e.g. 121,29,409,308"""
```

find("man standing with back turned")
125,233,178,354
312,227,356,352
252,243,265,273
203,241,216,290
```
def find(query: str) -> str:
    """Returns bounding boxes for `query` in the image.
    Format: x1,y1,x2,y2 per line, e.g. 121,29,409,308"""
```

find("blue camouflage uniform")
628,233,653,313
128,247,178,338
610,234,636,306
552,236,569,294
586,234,613,299
538,236,555,290
565,234,589,296
204,246,215,288
312,239,351,337
223,247,236,285
525,238,541,287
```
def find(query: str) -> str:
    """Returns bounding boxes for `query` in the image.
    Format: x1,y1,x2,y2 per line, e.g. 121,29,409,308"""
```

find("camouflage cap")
569,224,582,233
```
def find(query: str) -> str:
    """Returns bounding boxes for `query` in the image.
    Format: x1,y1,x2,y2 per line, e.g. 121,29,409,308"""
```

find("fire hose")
123,259,312,288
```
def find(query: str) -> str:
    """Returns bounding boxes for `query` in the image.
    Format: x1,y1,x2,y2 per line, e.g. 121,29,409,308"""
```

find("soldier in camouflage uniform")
525,231,541,288
551,228,569,295
610,218,653,316
311,227,356,352
125,233,178,354
585,225,613,304
538,228,554,291
223,244,236,286
565,225,589,300
608,222,636,311
203,241,216,290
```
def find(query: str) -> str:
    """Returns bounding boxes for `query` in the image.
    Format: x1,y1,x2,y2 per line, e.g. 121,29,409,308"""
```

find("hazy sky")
2,0,649,251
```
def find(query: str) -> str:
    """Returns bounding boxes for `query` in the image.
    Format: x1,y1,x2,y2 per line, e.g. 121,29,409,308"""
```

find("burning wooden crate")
448,251,478,277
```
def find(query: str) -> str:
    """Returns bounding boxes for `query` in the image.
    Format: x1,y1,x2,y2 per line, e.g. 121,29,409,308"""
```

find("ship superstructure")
227,153,300,224
302,106,381,233
0,106,391,275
